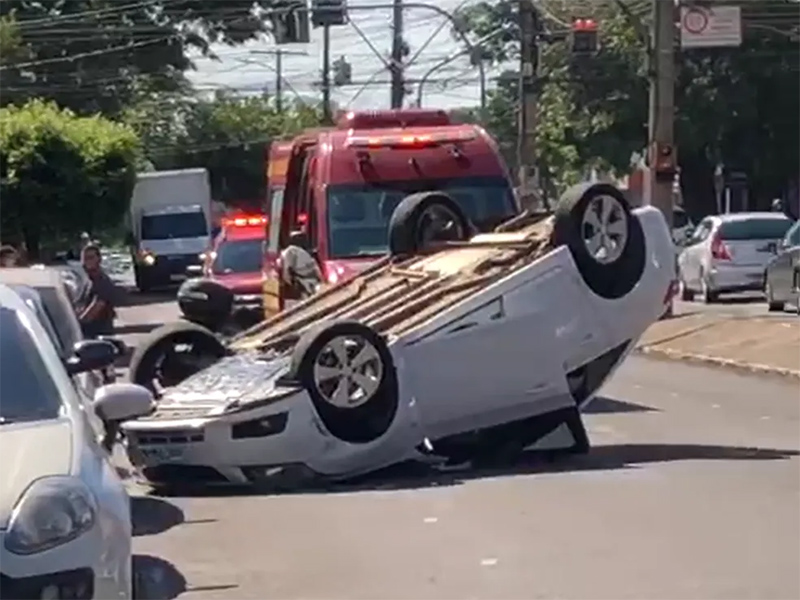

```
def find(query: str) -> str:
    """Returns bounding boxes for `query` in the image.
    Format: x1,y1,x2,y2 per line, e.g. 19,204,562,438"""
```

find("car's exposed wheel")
128,321,227,395
289,320,398,444
177,278,234,331
680,280,695,301
552,183,646,299
134,267,153,293
700,274,719,303
388,191,472,257
764,279,783,312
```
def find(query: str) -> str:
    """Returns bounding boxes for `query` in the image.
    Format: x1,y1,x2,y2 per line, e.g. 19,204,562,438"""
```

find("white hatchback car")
0,285,153,600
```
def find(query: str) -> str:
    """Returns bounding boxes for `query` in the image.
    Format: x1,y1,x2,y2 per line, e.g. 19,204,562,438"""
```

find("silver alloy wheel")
416,204,465,247
580,194,629,265
312,334,383,409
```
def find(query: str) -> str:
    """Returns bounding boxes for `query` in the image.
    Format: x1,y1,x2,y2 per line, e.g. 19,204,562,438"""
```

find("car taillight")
710,234,732,260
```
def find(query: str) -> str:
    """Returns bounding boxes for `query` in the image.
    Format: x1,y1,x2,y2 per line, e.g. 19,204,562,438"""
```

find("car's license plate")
139,446,186,464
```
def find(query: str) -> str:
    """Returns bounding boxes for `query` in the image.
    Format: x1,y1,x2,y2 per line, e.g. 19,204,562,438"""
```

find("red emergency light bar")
222,214,268,228
572,18,597,31
346,130,476,149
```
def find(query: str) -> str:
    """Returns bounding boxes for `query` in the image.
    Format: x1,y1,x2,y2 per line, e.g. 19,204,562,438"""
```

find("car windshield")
141,211,208,240
325,176,516,258
212,238,263,274
0,307,63,424
719,218,792,241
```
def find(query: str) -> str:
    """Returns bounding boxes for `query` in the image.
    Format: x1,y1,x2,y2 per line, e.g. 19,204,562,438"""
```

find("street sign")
680,5,742,48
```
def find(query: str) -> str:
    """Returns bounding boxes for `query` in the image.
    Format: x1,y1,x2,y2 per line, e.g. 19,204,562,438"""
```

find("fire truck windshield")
325,175,515,258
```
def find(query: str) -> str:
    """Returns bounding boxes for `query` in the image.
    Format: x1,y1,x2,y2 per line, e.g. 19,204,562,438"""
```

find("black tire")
134,267,153,293
388,191,472,257
680,281,695,301
128,321,227,394
700,273,719,304
552,183,646,300
288,320,398,444
177,278,234,331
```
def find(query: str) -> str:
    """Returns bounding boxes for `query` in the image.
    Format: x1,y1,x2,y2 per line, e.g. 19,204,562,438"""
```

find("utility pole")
321,24,332,123
390,0,405,108
517,0,540,199
646,0,676,229
275,49,283,113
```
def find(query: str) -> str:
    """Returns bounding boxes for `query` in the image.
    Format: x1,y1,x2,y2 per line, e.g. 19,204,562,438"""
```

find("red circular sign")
683,7,709,35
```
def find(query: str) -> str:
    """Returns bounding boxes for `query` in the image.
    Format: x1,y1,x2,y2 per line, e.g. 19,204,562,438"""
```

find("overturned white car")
122,184,675,489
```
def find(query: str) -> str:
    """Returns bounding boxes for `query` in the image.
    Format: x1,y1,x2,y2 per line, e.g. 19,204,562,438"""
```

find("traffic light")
272,0,310,44
312,0,347,28
571,18,598,54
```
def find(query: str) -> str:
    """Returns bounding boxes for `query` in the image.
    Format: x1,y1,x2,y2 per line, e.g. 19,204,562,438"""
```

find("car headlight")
4,477,97,555
143,253,156,266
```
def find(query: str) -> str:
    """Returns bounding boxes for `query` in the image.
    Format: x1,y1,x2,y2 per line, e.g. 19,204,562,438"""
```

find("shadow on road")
133,555,187,600
583,395,656,414
131,496,185,537
144,441,799,500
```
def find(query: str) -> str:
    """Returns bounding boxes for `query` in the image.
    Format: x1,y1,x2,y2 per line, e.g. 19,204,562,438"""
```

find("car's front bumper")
123,390,330,487
0,524,131,600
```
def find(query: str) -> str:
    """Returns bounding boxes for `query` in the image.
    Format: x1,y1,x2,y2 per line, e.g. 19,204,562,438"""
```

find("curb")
635,345,800,380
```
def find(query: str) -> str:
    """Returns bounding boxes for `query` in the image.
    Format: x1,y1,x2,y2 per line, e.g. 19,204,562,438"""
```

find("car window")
141,211,208,240
0,307,64,424
690,220,712,244
325,176,516,258
23,297,66,355
719,218,792,241
268,188,285,252
784,221,800,247
212,238,264,274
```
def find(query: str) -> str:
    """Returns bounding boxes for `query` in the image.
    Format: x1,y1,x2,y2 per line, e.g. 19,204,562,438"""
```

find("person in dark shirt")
77,244,118,338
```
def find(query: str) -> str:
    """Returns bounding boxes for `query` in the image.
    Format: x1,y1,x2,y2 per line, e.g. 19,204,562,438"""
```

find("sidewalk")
637,314,800,378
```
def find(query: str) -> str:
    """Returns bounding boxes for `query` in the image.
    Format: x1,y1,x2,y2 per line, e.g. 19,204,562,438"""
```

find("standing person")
0,245,20,267
76,244,118,338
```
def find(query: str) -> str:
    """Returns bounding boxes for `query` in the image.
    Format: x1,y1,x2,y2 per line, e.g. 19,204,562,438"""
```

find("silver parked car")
678,212,793,303
764,219,800,313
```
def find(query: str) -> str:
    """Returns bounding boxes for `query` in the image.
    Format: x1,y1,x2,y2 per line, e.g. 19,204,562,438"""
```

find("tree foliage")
124,91,323,204
0,0,277,115
0,100,141,257
455,0,800,213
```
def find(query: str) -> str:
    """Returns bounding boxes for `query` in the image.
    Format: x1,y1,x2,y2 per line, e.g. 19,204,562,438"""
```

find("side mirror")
66,339,118,375
96,336,127,357
186,264,204,277
93,383,154,423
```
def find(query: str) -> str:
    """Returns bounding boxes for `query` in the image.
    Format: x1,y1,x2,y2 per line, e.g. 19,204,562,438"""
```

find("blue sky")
187,0,499,111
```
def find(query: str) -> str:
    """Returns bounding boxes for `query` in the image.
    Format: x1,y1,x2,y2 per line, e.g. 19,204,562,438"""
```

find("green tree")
0,100,141,257
125,91,323,204
0,0,277,115
455,0,800,214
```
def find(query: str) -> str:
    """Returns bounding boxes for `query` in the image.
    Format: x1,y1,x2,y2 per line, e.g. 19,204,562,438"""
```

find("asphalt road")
673,291,798,319
117,293,800,600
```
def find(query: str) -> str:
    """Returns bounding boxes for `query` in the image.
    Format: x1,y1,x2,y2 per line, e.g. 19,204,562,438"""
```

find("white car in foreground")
122,183,675,489
0,285,154,599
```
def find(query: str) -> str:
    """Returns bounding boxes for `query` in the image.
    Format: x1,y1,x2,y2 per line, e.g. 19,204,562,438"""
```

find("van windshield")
325,176,516,258
141,211,208,240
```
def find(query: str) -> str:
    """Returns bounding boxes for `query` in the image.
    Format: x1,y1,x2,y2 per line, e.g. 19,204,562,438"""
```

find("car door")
769,221,800,301
678,219,713,288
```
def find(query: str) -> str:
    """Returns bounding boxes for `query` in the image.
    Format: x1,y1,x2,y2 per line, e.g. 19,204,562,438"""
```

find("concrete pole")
646,0,676,229
517,0,540,197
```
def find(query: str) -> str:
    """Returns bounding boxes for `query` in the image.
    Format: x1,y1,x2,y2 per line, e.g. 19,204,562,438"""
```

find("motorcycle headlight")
4,477,97,555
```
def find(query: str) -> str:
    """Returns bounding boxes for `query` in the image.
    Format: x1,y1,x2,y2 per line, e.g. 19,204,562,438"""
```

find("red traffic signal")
572,18,597,32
